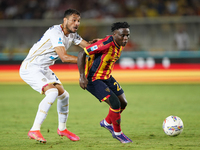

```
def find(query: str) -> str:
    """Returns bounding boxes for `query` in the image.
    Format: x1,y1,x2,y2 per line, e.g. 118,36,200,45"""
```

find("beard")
65,24,76,33
66,26,73,33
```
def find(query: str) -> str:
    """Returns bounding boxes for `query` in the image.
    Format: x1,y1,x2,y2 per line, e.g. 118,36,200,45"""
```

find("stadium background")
0,0,200,84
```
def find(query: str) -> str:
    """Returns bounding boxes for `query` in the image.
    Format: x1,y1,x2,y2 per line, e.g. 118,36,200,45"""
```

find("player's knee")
45,88,59,99
58,90,69,100
41,88,59,106
121,100,127,109
109,92,120,109
118,94,128,109
45,88,58,94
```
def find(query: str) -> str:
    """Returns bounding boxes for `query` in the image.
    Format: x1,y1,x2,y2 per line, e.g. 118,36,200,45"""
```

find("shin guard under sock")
31,88,58,131
57,90,69,131
108,107,121,132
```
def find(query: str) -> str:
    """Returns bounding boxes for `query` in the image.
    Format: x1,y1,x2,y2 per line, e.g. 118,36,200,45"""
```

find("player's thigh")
44,68,61,84
20,67,61,94
41,68,62,93
86,80,111,102
105,76,127,107
104,76,124,96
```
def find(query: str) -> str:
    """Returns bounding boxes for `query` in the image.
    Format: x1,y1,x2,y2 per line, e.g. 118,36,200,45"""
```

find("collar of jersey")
60,24,64,32
111,35,120,49
60,24,68,37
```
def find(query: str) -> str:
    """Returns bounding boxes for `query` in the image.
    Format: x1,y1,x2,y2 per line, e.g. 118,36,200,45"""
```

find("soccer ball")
163,115,184,136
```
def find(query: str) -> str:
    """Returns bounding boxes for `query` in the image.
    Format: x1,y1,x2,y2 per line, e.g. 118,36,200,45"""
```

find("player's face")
64,14,80,33
113,28,130,46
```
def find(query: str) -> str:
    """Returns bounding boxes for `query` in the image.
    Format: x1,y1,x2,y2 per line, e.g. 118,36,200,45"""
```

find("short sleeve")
49,29,65,48
73,33,83,45
84,36,113,56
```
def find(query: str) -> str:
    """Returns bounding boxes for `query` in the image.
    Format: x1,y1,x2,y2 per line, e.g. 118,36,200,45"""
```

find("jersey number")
114,82,121,91
52,73,58,80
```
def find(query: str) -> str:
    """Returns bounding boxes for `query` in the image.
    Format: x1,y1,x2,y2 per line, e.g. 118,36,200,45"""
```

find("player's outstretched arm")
77,49,88,90
78,39,100,48
55,46,77,63
78,39,90,48
88,38,101,44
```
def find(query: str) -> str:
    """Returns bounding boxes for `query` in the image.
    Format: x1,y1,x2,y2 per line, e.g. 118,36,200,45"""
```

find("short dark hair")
111,22,130,32
64,9,80,18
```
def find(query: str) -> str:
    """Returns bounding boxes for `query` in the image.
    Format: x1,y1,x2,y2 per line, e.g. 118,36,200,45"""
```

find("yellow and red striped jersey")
84,35,124,81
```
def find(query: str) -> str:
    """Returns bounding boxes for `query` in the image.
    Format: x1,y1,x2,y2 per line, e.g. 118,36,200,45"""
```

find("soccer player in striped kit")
77,22,132,143
20,9,93,143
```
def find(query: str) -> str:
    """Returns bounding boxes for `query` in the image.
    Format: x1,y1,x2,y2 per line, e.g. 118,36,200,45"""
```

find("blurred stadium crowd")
1,0,200,64
0,0,200,20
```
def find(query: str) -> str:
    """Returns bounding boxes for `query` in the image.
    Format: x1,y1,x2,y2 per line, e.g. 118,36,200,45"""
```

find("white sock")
59,122,66,131
31,88,58,131
114,131,122,135
57,90,69,131
104,119,112,126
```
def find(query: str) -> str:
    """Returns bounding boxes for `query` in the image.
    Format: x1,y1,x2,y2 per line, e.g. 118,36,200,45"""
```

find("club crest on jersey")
105,87,110,92
91,45,98,51
42,78,47,82
58,38,62,44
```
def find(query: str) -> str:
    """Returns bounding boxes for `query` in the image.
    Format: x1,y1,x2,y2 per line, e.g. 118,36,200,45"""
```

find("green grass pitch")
0,84,200,150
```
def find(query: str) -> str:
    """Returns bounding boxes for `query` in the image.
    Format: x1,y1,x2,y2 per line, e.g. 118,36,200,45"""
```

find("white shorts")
19,63,61,94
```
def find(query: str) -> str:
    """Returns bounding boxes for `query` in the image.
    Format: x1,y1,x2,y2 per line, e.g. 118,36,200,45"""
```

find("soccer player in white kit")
19,9,91,143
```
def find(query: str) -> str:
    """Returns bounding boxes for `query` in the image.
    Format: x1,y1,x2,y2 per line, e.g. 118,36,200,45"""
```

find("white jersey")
23,24,82,68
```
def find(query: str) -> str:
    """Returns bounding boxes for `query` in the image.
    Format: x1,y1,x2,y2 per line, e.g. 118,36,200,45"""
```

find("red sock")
105,109,112,124
109,107,121,132
106,107,126,124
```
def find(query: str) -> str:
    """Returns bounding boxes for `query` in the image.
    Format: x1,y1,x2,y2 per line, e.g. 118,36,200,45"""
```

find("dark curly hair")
111,22,130,32
64,9,80,18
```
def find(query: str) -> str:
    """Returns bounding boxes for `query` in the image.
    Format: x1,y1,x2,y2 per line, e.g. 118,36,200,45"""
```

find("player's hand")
79,77,88,90
89,38,100,44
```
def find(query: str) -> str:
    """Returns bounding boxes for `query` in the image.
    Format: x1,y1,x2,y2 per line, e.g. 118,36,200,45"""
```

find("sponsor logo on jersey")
58,37,62,44
98,43,104,48
91,45,98,51
49,56,58,60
